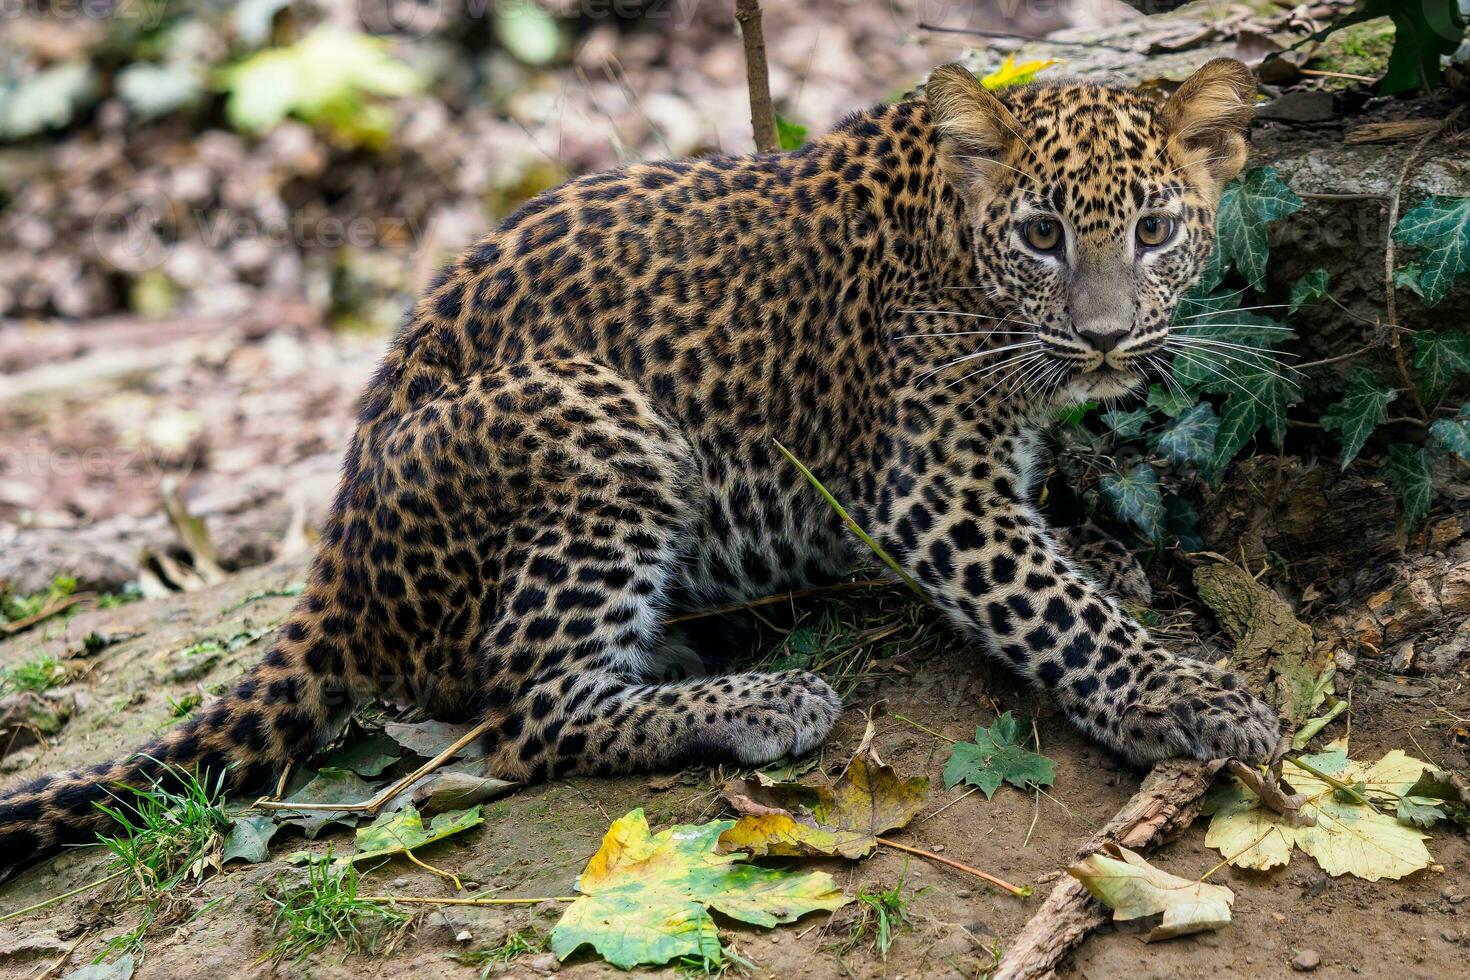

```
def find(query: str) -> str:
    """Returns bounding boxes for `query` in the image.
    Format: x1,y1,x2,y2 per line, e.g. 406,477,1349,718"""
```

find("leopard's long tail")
0,578,362,877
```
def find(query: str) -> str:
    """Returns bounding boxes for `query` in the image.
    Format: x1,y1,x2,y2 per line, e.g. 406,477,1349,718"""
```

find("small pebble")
391,877,409,888
1442,929,1458,943
955,890,971,899
932,844,945,853
1291,949,1322,972
455,929,472,943
529,952,561,974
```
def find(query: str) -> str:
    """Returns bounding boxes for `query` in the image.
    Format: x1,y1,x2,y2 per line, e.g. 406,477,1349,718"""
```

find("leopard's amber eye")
1136,215,1175,248
1022,218,1062,253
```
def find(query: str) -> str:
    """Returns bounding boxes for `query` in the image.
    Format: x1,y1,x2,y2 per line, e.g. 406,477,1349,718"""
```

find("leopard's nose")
1077,328,1122,354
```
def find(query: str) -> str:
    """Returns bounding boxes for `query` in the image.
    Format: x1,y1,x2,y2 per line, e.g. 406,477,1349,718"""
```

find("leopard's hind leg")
422,360,841,780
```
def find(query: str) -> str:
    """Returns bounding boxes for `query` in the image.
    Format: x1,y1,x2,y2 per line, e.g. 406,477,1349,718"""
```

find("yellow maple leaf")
1204,740,1434,881
981,54,1061,90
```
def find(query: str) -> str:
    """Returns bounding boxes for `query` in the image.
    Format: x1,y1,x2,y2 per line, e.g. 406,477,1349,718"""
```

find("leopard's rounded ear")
1162,58,1256,189
925,63,1024,194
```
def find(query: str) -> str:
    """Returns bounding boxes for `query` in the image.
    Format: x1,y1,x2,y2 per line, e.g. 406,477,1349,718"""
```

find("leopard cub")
0,58,1281,872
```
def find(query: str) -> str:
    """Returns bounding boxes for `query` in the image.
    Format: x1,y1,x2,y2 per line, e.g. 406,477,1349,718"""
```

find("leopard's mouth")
1057,362,1146,402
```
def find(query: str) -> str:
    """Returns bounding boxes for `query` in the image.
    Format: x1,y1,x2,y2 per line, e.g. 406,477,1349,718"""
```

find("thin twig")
359,894,576,907
875,836,1030,898
735,0,779,153
0,870,126,924
915,22,1136,52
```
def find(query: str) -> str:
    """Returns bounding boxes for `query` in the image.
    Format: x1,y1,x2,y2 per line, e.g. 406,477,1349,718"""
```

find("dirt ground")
0,552,1466,980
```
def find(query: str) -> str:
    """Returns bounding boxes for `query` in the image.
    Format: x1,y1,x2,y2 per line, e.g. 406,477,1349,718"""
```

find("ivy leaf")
1289,269,1329,315
943,712,1056,798
1162,495,1206,552
1146,383,1193,418
1393,197,1470,306
1100,463,1164,540
1411,330,1470,404
1394,263,1426,299
1209,361,1296,469
1101,407,1152,439
1428,407,1470,461
1151,402,1218,468
341,804,484,866
1199,167,1303,291
1383,443,1434,528
1319,369,1397,469
775,114,808,151
551,809,846,969
1396,796,1447,830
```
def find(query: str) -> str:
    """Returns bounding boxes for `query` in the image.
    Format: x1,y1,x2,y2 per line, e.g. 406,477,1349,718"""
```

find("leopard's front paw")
1116,662,1280,765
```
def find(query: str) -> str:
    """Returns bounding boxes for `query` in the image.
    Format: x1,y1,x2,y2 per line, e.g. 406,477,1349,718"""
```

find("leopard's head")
926,59,1255,401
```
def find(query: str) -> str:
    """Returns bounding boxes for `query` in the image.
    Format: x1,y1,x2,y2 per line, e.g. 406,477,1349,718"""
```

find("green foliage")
1411,329,1470,402
1101,408,1151,439
1321,369,1397,469
267,858,407,965
1199,167,1303,291
1289,269,1330,315
0,653,69,697
1393,198,1470,306
216,26,421,147
1099,463,1164,541
1307,0,1467,93
1429,406,1470,461
1150,402,1218,469
1383,443,1434,528
96,766,232,897
1,575,78,626
943,712,1056,798
776,114,808,151
849,877,916,961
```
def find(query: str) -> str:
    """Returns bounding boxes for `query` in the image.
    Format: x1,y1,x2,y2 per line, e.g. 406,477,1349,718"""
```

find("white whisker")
899,308,1044,329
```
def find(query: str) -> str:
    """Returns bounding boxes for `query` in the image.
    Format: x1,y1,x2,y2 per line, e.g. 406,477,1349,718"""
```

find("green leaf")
1145,383,1193,418
551,809,846,969
1099,463,1164,539
775,114,808,151
1100,408,1152,439
344,805,484,865
1394,262,1426,299
1396,796,1446,829
1429,409,1470,461
1393,197,1470,306
1372,0,1466,93
1289,269,1329,315
1054,400,1098,426
1383,443,1434,528
1151,402,1218,468
0,61,98,140
1196,358,1295,469
1320,368,1397,469
217,27,421,147
1199,167,1303,291
221,814,279,864
495,3,564,66
1411,330,1470,403
943,712,1055,798
1162,495,1206,552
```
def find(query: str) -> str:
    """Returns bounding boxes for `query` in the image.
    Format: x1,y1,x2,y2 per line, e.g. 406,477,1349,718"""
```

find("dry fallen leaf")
716,754,928,859
1069,844,1234,942
1205,740,1434,881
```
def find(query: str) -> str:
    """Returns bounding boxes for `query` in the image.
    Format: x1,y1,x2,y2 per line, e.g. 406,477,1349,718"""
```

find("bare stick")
876,836,1031,898
735,0,779,153
993,759,1221,980
253,716,499,815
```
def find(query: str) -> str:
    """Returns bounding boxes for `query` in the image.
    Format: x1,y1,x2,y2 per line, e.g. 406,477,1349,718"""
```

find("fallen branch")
993,759,1221,980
